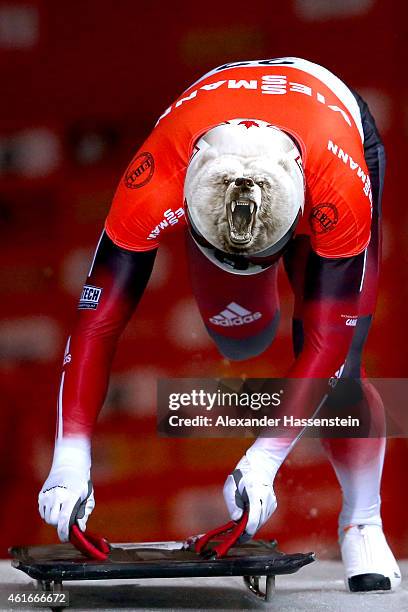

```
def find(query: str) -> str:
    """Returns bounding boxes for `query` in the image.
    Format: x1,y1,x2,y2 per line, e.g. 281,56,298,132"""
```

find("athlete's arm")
224,249,366,537
289,249,366,378
58,231,156,438
266,249,367,426
39,232,156,540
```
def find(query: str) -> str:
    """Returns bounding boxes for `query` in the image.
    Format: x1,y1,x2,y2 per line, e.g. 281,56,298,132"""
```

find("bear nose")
235,177,254,188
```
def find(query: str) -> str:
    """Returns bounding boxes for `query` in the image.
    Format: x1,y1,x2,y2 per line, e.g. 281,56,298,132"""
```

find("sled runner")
10,513,315,606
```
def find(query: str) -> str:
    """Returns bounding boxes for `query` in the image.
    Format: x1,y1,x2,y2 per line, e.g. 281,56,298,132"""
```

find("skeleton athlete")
39,58,400,591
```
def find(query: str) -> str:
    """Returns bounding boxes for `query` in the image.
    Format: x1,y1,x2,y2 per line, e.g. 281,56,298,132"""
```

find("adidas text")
210,302,262,327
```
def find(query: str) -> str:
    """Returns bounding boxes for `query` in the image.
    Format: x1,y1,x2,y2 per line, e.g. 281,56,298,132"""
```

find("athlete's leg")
251,91,388,517
247,236,312,476
283,97,398,590
320,92,387,535
186,234,280,360
320,341,386,532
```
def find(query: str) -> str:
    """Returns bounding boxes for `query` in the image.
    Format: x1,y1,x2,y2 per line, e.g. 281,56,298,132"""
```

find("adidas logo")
209,302,262,327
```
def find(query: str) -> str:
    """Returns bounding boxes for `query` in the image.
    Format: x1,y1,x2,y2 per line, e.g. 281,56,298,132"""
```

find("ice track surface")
1,559,407,611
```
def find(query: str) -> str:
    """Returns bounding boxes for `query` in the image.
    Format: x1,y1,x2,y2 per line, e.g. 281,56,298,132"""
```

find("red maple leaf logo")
238,120,260,129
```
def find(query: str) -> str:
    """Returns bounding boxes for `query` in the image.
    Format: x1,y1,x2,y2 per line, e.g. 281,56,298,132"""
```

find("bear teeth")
231,200,256,212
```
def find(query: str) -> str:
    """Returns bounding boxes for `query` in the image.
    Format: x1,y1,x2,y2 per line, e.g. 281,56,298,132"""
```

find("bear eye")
223,178,231,185
257,181,264,188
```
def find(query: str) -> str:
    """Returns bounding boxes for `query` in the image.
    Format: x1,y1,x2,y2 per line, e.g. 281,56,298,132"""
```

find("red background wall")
0,0,407,558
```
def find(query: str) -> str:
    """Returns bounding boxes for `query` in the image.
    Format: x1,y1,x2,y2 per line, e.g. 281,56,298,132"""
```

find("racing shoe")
340,524,401,592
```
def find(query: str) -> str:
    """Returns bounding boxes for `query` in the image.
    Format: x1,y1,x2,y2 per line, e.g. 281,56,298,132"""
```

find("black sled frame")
10,538,315,606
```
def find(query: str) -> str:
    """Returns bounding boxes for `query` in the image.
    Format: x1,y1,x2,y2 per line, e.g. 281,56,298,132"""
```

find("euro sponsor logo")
147,207,185,240
63,336,71,366
157,69,352,129
78,285,103,310
309,203,338,234
124,152,155,189
341,314,358,327
327,140,373,205
63,353,71,365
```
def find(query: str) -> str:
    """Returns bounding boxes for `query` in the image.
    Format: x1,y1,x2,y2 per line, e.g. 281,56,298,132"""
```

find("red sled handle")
194,510,249,559
69,524,110,561
68,482,110,561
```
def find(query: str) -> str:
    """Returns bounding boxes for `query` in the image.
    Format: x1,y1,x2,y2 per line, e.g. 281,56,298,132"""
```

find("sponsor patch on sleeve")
78,285,103,310
309,203,338,234
124,152,155,189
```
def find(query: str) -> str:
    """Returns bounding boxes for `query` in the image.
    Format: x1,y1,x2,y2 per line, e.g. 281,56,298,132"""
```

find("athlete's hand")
38,437,94,542
223,447,277,540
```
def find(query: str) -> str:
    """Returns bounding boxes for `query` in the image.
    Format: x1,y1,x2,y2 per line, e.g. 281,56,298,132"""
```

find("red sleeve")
290,254,365,378
105,126,187,251
298,158,372,259
276,251,366,424
57,233,156,438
